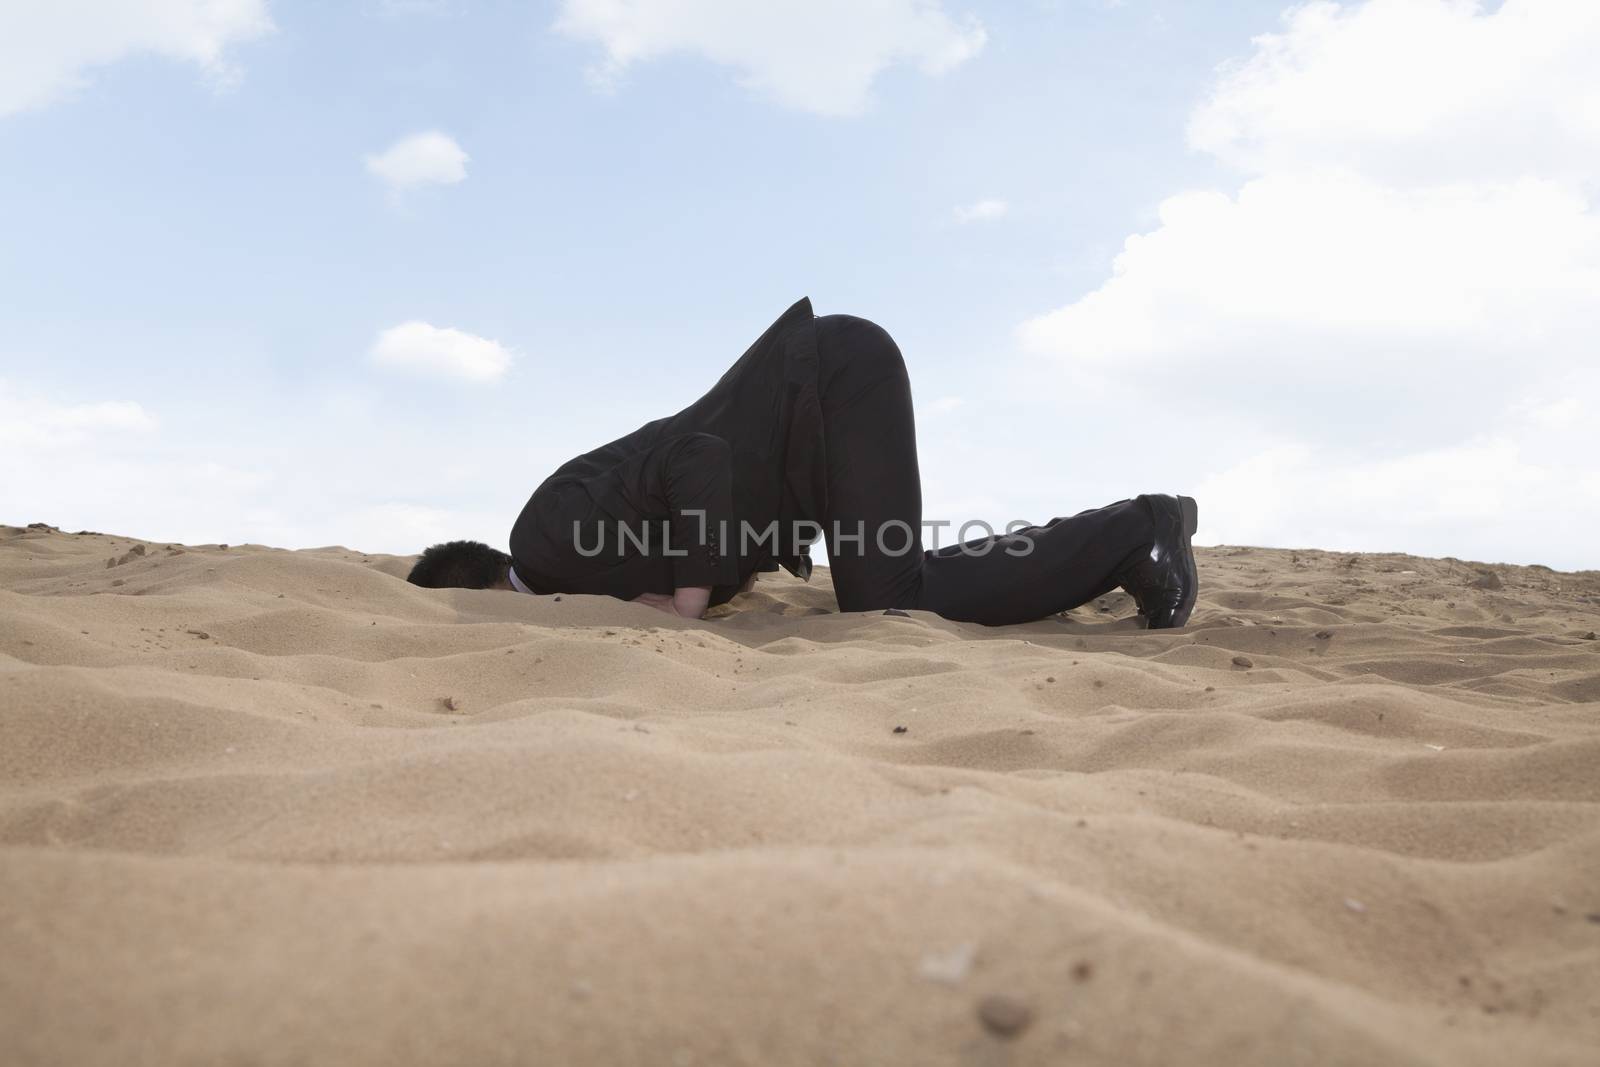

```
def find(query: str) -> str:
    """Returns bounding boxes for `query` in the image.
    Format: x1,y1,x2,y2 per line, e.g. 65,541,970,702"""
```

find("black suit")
511,298,1163,624
510,297,823,606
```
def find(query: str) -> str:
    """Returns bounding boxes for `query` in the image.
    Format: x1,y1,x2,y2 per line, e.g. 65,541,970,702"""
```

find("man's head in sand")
407,540,512,590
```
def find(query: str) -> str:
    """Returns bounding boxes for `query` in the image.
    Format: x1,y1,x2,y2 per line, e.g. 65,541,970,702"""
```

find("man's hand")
631,592,676,614
631,586,712,620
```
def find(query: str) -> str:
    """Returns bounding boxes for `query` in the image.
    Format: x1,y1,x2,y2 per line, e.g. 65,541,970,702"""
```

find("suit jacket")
509,296,825,605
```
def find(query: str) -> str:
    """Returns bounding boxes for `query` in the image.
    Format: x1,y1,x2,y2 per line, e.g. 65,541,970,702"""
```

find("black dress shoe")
1118,494,1199,629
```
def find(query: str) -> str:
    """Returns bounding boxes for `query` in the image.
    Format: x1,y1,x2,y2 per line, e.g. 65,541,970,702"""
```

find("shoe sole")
1172,495,1199,628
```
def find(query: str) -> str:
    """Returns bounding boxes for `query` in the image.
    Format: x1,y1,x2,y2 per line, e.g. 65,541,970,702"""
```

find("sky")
2,0,1597,570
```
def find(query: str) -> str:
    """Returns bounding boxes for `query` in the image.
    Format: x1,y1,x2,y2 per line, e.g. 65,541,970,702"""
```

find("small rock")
1470,570,1503,590
1231,655,1254,669
884,607,910,617
1045,676,1056,683
1583,631,1597,641
186,629,210,640
1314,630,1333,640
554,595,563,602
441,696,460,712
893,725,908,734
977,994,1034,1038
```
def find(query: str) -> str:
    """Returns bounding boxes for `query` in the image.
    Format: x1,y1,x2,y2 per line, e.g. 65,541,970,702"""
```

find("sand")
2,521,1598,1066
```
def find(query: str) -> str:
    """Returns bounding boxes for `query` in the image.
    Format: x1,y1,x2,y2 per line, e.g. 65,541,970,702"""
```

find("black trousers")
814,313,1156,626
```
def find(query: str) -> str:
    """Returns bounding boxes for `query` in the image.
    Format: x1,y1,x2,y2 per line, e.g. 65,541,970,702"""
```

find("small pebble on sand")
1232,655,1253,668
977,994,1034,1038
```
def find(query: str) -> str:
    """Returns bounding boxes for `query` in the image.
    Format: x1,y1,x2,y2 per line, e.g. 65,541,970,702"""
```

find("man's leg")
916,502,1156,626
814,313,926,610
813,313,1190,626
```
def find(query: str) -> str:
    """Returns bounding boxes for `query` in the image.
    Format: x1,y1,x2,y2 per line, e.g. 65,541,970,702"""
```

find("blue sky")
4,1,1598,569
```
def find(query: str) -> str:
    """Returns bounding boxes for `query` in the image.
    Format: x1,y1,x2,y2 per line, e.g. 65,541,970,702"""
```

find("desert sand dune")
2,522,1598,1066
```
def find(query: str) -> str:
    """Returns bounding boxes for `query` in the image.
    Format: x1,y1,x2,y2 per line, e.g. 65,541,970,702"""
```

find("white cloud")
1018,172,1599,386
953,198,1008,224
552,0,986,117
369,322,513,383
0,375,519,551
1188,0,1600,186
1017,0,1600,568
0,0,274,118
0,381,158,447
364,131,469,193
1194,369,1600,564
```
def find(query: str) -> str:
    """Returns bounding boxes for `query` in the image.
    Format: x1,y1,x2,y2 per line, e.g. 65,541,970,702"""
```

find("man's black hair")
406,540,512,590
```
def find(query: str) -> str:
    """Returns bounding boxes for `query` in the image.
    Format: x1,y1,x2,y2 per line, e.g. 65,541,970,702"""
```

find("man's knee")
817,314,907,382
